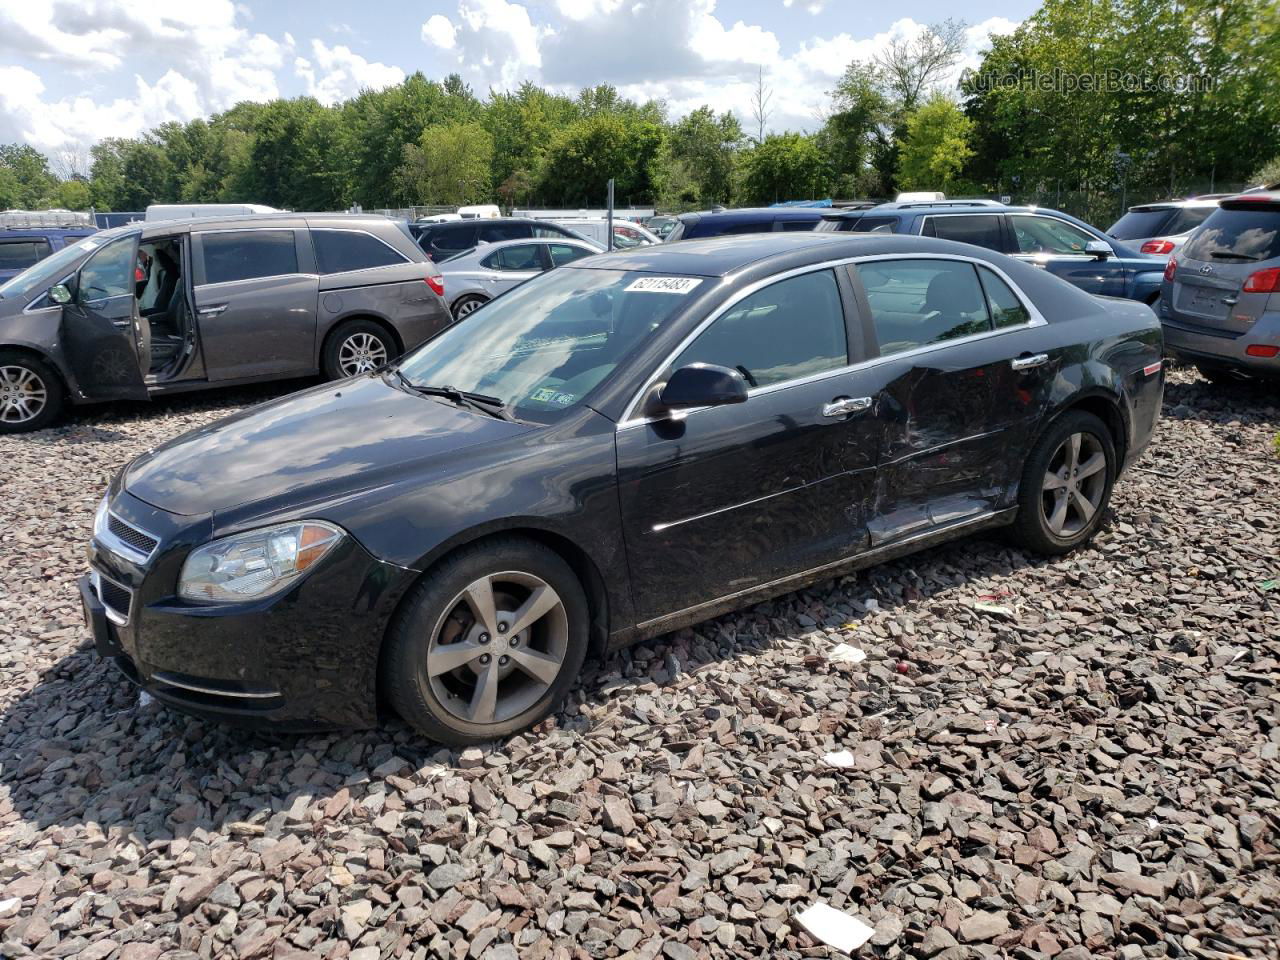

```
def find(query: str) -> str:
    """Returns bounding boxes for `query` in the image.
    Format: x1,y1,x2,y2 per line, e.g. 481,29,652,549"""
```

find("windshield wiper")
393,375,516,422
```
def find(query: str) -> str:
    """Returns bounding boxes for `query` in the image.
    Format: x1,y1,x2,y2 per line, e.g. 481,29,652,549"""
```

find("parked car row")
0,214,449,432
79,229,1164,743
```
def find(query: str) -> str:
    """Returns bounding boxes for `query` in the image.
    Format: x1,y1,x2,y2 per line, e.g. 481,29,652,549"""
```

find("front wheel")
0,352,65,434
1010,411,1116,555
381,538,589,745
322,320,396,380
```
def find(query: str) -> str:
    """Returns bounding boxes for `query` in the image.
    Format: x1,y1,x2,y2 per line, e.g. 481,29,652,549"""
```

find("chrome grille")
107,514,159,556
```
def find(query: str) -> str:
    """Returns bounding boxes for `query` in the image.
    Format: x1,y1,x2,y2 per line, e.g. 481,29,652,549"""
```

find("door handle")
822,396,872,418
1011,353,1049,371
1222,296,1238,306
198,304,227,317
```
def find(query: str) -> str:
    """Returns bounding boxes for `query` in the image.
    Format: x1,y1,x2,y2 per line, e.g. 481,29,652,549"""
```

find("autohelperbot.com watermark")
961,67,1214,94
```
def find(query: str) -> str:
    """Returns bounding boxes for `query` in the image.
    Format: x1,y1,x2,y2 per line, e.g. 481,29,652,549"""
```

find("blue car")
666,207,824,241
818,200,1166,304
0,227,99,285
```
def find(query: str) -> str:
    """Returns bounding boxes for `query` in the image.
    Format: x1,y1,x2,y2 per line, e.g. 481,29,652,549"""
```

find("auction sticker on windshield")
625,276,702,294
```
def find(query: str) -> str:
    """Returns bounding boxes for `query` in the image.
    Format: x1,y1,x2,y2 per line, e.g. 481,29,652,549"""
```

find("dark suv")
818,201,1166,304
0,214,450,433
666,208,823,241
410,218,590,261
0,226,98,285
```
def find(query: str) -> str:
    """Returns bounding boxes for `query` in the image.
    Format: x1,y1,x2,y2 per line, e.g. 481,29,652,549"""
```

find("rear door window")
548,244,592,267
423,223,478,258
857,259,993,355
977,267,1031,328
201,231,298,284
313,230,407,273
480,221,533,243
671,269,848,387
924,215,1005,251
852,217,899,233
533,223,574,239
1183,206,1280,262
0,239,52,271
778,219,817,232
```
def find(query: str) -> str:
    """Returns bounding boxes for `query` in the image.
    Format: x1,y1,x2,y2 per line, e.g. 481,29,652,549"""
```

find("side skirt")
612,507,1018,647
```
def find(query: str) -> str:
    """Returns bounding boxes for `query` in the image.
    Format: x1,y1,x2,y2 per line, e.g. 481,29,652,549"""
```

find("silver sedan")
438,237,603,320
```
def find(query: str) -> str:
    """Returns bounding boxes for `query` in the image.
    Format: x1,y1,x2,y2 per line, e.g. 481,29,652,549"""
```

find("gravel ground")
0,370,1277,960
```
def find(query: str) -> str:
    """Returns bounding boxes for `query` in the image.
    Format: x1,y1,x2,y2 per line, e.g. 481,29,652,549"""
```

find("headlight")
93,495,109,539
178,521,344,603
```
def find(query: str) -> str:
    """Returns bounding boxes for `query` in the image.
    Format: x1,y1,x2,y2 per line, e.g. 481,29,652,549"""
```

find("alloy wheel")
427,571,569,726
0,365,47,425
337,332,388,376
454,298,482,319
1040,431,1107,537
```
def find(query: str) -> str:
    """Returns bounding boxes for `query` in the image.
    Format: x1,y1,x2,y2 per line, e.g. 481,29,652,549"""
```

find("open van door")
58,234,150,402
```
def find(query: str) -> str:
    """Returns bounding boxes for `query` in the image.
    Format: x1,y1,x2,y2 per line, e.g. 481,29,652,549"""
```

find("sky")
0,0,1038,163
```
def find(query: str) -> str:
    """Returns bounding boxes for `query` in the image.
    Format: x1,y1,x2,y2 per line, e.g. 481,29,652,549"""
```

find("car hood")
123,374,530,517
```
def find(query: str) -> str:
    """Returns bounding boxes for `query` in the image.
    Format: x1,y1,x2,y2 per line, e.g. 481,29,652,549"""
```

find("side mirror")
1085,240,1112,260
49,283,73,305
658,363,748,410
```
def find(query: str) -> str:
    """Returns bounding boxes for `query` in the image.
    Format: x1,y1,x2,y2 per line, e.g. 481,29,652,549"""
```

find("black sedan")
82,233,1165,744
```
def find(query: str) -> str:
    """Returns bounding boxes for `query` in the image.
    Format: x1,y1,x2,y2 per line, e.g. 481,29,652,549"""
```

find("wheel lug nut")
499,655,509,666
479,654,491,665
497,623,507,633
509,637,519,647
479,633,490,644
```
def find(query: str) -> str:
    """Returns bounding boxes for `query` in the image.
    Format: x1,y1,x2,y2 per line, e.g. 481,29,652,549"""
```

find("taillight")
1141,239,1175,255
426,275,444,297
1163,257,1177,282
1243,267,1280,293
1245,344,1279,358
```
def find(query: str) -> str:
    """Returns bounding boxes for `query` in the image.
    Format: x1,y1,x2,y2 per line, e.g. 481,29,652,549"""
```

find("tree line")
2,0,1276,225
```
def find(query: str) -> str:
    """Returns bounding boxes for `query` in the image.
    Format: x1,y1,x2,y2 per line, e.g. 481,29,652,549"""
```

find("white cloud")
295,40,405,106
422,14,458,50
783,0,826,14
424,0,548,90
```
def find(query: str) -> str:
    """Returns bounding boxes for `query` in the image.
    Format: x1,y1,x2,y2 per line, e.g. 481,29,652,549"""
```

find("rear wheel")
323,320,396,380
0,352,65,434
381,537,589,745
1010,411,1115,555
451,295,487,321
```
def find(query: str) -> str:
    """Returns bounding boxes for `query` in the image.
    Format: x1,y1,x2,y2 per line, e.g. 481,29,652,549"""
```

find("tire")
322,320,397,380
0,351,65,434
1010,410,1116,555
381,537,590,745
451,295,488,322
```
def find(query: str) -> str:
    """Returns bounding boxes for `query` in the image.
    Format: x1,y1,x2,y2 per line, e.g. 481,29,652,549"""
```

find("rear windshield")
1183,206,1280,263
1108,209,1173,240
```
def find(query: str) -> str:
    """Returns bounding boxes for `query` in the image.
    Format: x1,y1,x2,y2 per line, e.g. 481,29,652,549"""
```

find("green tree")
896,94,974,192
538,111,664,206
736,133,829,205
396,121,494,205
820,62,891,197
56,179,91,210
665,107,742,204
0,144,59,207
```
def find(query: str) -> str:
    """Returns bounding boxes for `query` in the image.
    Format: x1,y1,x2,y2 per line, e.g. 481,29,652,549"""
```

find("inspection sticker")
625,276,703,294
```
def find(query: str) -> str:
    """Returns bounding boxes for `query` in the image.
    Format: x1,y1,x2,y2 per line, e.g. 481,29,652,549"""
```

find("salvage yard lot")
0,370,1276,959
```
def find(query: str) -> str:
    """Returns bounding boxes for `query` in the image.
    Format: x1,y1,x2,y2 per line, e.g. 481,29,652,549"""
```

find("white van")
894,191,946,203
457,205,501,219
145,203,280,222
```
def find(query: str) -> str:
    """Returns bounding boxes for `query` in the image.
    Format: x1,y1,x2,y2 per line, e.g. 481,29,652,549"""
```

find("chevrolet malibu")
82,233,1164,744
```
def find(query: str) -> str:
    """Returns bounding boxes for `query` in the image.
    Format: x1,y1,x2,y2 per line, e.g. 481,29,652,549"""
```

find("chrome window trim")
616,252,1046,431
101,510,160,563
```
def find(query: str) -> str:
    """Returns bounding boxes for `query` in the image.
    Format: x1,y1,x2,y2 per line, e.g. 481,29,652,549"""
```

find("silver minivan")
1159,192,1280,381
0,213,450,432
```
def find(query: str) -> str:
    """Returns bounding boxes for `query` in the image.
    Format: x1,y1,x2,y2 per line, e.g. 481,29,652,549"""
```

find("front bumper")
83,492,414,730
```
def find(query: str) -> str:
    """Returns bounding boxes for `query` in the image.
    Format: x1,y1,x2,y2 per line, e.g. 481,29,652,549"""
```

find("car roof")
566,231,1014,278
1125,196,1228,211
0,227,97,237
1221,190,1280,208
677,208,825,222
89,212,402,240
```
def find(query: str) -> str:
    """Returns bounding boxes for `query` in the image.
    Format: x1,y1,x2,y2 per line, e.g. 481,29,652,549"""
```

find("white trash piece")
139,691,155,709
828,643,867,664
796,901,876,953
822,750,856,768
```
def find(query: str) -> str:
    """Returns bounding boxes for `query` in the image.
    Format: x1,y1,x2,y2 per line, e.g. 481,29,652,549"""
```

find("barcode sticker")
625,276,703,294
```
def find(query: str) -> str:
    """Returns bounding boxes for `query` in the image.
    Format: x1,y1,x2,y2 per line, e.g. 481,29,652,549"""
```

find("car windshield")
0,234,107,300
1108,209,1173,240
396,267,699,422
1183,206,1280,262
